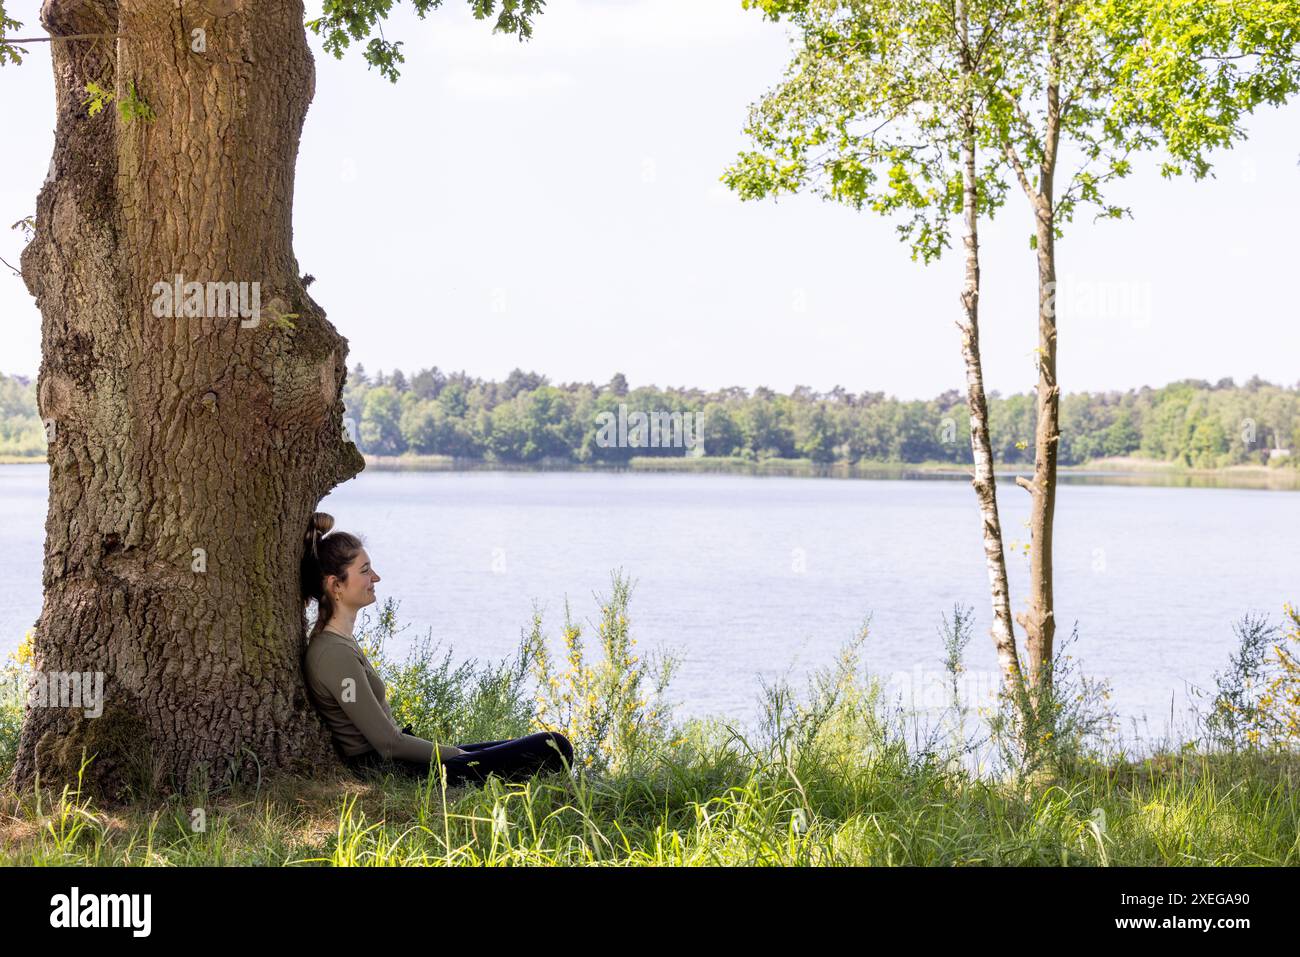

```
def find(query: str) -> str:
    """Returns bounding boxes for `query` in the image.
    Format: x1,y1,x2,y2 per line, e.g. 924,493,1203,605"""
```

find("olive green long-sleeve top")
303,628,435,762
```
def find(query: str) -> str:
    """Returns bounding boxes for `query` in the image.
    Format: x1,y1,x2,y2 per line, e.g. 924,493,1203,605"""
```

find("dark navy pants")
345,731,575,788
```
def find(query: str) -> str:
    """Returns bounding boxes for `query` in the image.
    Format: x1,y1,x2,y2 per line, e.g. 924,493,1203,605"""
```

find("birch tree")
977,0,1300,704
723,0,1028,700
727,0,1300,732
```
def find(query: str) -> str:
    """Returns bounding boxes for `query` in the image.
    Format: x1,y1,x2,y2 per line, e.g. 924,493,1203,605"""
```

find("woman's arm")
404,726,467,761
318,646,460,763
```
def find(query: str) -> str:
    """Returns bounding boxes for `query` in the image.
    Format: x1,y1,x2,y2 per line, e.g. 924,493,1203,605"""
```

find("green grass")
3,737,1295,866
2,581,1298,866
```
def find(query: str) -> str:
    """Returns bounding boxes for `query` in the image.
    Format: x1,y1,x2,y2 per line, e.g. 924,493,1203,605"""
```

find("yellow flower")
14,630,35,667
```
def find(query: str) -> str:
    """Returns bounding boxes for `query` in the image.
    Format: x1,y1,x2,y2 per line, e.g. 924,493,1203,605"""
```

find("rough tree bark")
10,0,364,801
954,0,1023,701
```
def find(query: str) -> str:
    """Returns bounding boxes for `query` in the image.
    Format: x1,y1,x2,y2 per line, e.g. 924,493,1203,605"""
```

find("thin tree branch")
4,33,124,43
1002,140,1036,201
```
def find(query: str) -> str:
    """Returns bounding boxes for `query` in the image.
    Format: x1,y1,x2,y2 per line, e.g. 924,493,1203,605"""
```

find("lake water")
2,464,1297,744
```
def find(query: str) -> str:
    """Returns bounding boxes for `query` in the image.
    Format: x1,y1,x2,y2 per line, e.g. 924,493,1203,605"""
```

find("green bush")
0,632,34,779
523,571,681,775
352,598,535,748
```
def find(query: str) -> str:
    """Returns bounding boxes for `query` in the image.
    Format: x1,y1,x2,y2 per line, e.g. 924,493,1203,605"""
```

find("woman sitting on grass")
300,511,574,787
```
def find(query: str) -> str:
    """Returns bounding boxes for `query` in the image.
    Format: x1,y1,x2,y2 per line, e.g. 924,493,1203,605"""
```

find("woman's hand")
401,725,467,760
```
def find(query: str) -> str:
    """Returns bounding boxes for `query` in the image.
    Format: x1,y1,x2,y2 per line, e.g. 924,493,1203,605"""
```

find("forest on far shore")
2,367,1297,469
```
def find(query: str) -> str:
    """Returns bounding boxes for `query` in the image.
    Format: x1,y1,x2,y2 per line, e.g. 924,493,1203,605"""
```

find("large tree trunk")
954,5,1023,702
10,0,364,802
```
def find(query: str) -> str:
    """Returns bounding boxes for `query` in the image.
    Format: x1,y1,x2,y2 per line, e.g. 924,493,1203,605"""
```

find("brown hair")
301,511,365,640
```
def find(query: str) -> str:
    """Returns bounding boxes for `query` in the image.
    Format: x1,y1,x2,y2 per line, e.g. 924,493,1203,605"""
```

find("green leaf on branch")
307,0,546,83
83,81,114,118
83,80,156,123
0,1,23,66
117,81,156,123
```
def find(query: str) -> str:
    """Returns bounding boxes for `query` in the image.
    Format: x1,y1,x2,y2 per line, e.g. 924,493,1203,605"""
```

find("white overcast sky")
1,0,1297,398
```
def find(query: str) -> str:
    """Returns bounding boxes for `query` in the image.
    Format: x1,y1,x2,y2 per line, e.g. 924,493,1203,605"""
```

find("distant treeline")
3,368,1297,469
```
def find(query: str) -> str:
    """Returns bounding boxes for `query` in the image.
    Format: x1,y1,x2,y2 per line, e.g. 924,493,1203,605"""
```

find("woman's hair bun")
305,511,334,558
311,512,335,537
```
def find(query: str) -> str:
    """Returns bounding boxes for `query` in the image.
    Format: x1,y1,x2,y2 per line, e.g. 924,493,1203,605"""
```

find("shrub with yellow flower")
523,572,679,775
1205,605,1300,752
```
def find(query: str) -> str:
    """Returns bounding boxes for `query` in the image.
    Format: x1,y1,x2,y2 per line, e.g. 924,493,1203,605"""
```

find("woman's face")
328,548,381,610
